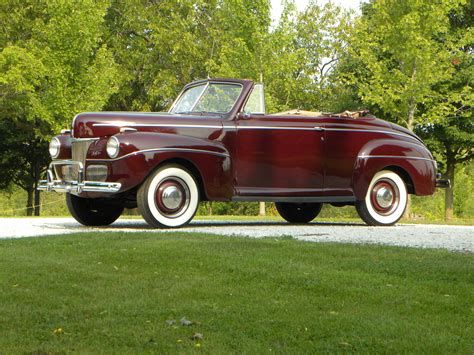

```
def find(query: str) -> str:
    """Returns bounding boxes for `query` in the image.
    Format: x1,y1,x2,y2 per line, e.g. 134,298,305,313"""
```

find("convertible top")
271,109,371,119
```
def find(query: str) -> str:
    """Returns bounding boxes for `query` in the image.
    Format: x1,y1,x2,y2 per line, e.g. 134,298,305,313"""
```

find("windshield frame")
169,81,244,115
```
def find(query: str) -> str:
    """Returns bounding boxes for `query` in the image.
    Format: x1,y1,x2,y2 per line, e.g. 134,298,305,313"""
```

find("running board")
232,196,356,203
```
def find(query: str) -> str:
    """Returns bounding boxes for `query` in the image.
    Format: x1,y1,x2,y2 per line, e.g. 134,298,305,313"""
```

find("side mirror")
237,112,251,120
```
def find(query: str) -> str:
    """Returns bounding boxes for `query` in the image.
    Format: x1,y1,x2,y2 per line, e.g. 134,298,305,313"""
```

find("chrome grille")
72,139,95,165
52,162,81,181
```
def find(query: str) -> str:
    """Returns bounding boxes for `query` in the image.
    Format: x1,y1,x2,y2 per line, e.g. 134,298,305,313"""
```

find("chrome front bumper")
38,160,121,193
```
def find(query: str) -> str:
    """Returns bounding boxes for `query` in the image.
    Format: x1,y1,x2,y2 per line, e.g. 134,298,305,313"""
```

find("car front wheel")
275,202,323,223
356,170,407,226
66,194,124,226
137,164,199,228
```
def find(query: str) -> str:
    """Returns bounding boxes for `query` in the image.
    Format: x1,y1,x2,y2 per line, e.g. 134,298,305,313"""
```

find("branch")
15,181,27,190
457,153,474,163
319,57,339,78
126,30,150,43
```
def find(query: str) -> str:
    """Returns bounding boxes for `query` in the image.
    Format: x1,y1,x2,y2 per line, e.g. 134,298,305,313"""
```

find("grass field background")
1,232,472,353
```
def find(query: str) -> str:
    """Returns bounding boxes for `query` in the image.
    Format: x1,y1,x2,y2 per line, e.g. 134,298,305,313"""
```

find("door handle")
314,126,325,131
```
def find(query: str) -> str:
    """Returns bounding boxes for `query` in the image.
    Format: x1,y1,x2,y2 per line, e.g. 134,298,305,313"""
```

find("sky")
270,0,362,23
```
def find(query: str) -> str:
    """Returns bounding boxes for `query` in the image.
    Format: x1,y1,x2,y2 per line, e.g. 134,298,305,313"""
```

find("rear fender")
352,139,436,200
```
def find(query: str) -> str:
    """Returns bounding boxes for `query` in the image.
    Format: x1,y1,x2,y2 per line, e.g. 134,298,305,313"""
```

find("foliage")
262,1,354,113
416,0,473,165
104,0,271,112
414,0,473,218
345,0,465,129
342,0,473,219
0,0,119,214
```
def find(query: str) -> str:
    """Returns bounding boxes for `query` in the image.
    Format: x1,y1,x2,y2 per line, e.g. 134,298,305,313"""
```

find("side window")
243,84,266,114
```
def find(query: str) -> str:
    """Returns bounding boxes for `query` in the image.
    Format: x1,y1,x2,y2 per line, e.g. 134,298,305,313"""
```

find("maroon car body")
39,78,445,227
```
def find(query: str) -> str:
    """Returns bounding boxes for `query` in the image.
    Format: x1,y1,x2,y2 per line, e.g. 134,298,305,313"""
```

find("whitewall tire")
356,170,407,226
137,164,199,228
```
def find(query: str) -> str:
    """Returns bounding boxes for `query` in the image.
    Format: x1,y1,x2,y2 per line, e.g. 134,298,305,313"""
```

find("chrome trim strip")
90,124,418,142
235,126,418,140
120,127,138,133
237,126,316,131
235,125,420,142
87,147,230,162
324,127,419,141
358,155,436,162
76,111,173,116
71,137,100,142
93,123,222,129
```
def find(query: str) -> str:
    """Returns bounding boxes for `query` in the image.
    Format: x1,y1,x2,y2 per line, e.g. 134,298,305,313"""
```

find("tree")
343,0,468,216
104,0,271,112
0,0,118,215
417,1,473,219
347,0,465,129
261,0,353,113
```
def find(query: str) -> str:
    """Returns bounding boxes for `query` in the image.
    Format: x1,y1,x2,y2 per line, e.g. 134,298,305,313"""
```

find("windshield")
170,83,242,114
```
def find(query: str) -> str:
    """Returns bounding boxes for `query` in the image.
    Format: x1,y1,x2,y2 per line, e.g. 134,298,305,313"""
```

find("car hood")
72,111,222,138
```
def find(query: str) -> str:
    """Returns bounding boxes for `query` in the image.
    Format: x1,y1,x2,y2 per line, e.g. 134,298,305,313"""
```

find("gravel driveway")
0,217,473,253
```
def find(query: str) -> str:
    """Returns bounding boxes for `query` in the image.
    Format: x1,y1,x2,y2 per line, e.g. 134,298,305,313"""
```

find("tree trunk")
404,195,411,219
34,189,41,216
403,98,416,219
445,155,455,220
208,202,213,216
26,187,34,216
259,202,266,216
34,159,41,216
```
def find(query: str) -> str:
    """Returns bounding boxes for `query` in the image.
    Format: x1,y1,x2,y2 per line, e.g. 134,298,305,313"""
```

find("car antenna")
207,39,216,79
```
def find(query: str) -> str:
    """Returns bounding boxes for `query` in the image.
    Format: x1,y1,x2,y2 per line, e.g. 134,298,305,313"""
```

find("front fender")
85,132,233,199
352,139,436,200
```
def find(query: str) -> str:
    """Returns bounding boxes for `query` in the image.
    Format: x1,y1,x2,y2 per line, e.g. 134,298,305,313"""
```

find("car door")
234,114,325,198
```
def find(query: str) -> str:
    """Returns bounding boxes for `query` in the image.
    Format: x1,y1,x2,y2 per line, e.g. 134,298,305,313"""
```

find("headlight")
49,137,60,158
106,136,120,158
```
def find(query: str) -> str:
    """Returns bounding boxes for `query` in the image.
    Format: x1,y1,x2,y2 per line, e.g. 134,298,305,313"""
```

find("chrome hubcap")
155,177,190,218
161,185,183,210
376,187,393,209
370,179,400,215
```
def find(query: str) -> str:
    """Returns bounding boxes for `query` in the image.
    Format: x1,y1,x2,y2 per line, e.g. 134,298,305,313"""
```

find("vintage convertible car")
39,78,448,227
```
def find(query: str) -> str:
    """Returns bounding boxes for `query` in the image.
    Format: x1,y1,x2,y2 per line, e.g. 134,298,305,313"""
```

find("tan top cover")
271,109,370,119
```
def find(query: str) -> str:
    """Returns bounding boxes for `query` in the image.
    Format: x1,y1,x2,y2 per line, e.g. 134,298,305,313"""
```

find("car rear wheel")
66,194,124,226
137,164,199,228
275,202,323,223
356,170,407,226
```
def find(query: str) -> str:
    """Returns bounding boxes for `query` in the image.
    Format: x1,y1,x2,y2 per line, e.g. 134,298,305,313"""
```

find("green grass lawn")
0,233,472,353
